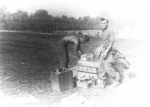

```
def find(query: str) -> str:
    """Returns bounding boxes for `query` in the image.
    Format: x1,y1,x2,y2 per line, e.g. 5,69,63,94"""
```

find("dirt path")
56,38,150,107
93,38,150,107
64,38,150,107
113,39,150,107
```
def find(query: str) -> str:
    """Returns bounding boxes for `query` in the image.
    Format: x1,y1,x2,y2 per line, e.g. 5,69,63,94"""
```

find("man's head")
100,18,109,30
79,35,90,43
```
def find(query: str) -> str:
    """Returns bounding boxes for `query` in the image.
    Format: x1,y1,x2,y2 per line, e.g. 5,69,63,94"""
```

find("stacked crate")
77,60,100,78
76,60,102,88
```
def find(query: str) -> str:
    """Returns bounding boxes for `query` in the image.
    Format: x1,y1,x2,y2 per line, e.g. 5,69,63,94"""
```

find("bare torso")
62,35,79,45
58,35,82,59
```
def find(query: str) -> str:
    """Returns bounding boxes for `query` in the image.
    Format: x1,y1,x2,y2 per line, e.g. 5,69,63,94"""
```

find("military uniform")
95,28,130,83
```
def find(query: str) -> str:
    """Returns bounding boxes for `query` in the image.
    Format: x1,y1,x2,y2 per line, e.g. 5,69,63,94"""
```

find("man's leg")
58,44,69,68
60,59,68,68
103,53,116,86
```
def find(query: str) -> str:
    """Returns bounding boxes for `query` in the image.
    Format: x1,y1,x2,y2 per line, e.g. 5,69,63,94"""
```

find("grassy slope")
0,32,131,106
0,32,61,94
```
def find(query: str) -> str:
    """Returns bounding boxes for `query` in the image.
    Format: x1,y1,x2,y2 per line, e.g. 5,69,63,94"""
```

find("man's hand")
80,54,87,60
94,47,102,56
102,52,107,60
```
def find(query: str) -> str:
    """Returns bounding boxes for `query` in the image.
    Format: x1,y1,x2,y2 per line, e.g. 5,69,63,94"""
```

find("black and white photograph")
0,0,150,107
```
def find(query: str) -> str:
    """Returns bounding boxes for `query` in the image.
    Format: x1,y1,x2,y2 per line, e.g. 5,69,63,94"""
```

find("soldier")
58,35,90,68
95,18,130,86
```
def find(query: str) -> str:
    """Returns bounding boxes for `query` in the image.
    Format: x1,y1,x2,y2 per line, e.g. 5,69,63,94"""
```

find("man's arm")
103,31,115,59
74,42,83,59
104,41,114,54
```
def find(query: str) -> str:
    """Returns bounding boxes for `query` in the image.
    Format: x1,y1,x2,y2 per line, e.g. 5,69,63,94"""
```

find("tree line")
0,8,103,33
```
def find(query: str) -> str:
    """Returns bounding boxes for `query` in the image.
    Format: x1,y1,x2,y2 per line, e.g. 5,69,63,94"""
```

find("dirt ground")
0,30,150,107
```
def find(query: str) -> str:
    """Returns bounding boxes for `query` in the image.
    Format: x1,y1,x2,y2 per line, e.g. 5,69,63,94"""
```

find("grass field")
0,32,64,94
1,31,149,107
0,32,103,103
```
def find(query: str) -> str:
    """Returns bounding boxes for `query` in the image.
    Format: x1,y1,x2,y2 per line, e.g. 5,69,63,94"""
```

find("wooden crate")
77,60,100,73
77,79,97,89
77,71,99,79
50,68,74,93
77,60,102,79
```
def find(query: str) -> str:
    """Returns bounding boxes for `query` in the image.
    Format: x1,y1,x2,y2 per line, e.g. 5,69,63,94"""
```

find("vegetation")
0,31,101,96
0,8,102,32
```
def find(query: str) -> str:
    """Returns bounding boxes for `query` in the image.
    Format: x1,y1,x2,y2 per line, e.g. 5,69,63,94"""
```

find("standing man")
95,18,115,82
95,18,130,85
58,35,90,68
96,18,114,61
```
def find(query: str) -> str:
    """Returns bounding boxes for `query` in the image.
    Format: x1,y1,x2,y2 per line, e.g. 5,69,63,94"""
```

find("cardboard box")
50,68,74,93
